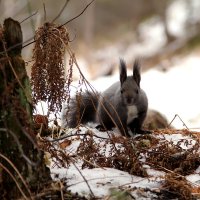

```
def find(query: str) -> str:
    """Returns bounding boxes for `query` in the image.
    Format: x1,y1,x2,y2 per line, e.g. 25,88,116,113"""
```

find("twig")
20,10,38,24
68,29,77,42
76,155,106,169
0,153,32,199
49,131,108,142
168,114,189,129
52,0,70,23
26,0,35,33
71,160,95,198
0,162,29,200
58,0,95,28
0,35,33,56
0,0,95,54
43,3,47,22
67,174,132,188
59,181,64,200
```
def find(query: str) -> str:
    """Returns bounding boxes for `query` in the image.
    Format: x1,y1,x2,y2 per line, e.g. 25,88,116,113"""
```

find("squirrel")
62,59,148,137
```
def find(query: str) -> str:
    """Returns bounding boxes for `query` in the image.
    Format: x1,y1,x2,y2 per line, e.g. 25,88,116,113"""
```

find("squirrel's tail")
62,91,99,128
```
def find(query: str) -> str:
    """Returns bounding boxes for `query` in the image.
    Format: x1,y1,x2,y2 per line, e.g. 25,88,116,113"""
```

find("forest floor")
38,126,200,199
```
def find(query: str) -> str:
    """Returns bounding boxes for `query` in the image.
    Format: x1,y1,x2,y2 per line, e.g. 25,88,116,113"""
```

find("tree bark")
0,18,51,199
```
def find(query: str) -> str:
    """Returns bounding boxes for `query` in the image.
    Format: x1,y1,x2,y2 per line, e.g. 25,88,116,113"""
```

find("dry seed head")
31,22,69,113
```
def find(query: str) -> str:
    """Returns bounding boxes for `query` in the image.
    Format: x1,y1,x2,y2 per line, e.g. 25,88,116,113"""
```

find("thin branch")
49,132,108,142
22,37,35,49
0,0,95,54
26,0,36,33
168,114,189,129
58,0,95,28
0,36,33,56
20,10,38,24
67,174,132,188
0,162,29,200
43,3,47,22
0,153,33,199
59,181,64,200
52,0,70,23
71,160,95,198
76,155,106,169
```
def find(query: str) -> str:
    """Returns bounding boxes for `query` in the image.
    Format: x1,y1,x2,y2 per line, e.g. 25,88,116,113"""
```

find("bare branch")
0,153,32,199
20,10,38,24
49,132,108,142
52,0,70,23
58,0,95,28
43,3,47,22
168,114,189,129
0,163,29,200
0,0,95,54
71,160,95,198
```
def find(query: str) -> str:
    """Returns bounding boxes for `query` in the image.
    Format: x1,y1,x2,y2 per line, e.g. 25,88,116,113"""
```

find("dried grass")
39,128,200,199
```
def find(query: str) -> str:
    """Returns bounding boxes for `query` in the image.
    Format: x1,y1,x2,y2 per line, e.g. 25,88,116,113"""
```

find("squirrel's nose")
126,97,134,105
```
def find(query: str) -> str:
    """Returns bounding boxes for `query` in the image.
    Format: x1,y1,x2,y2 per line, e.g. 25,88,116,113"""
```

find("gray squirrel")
63,59,148,136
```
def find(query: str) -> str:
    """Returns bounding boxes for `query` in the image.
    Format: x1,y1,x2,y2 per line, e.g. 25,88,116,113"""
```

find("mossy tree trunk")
0,18,51,199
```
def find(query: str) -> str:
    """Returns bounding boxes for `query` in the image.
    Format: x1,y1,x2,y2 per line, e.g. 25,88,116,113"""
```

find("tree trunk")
0,18,51,199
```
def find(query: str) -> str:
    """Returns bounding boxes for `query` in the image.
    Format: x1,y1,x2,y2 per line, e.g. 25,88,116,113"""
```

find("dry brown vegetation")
38,128,200,199
1,1,200,199
31,22,69,113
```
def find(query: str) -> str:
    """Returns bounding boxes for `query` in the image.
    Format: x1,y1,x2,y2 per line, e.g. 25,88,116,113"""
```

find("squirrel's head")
119,59,141,106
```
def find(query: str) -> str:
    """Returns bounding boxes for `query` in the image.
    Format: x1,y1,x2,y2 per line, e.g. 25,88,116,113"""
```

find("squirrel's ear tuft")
119,59,127,85
133,59,141,87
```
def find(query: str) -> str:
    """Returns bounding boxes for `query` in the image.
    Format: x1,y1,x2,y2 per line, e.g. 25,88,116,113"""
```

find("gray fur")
63,59,148,136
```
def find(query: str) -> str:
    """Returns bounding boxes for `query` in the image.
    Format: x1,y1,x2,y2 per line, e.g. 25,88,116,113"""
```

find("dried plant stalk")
31,22,69,113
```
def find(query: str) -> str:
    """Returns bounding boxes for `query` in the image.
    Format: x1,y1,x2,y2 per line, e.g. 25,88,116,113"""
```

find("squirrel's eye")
121,89,123,94
136,89,139,94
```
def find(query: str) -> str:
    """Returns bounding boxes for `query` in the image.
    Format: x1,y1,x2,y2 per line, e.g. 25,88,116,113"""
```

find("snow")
60,167,147,197
142,54,200,129
157,133,196,149
187,174,200,185
187,166,200,185
49,130,162,198
167,0,188,37
47,126,200,199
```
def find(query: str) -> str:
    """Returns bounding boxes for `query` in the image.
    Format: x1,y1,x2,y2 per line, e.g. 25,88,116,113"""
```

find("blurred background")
1,0,200,129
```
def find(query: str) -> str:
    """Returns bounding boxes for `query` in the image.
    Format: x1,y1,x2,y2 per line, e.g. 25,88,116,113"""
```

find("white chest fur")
127,105,138,124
